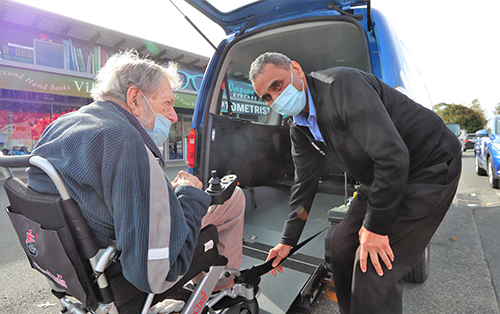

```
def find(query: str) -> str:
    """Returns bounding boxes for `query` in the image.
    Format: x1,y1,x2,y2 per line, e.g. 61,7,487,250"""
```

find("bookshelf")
1,37,112,75
0,11,116,76
0,0,209,78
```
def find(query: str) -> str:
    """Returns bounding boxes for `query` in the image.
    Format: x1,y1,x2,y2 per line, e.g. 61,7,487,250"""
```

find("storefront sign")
220,80,269,116
0,64,94,98
228,81,260,102
174,92,197,109
221,100,270,116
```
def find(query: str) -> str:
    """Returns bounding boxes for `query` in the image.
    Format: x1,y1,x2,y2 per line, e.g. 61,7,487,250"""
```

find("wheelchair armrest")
93,245,120,275
0,154,32,168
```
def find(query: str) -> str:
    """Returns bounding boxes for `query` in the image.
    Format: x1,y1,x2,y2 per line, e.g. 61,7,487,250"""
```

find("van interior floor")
240,186,345,313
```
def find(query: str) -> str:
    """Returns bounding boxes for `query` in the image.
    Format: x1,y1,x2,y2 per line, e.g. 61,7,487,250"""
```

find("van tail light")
187,128,196,168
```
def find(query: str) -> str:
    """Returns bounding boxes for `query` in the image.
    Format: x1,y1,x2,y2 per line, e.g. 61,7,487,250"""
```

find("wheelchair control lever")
205,170,238,205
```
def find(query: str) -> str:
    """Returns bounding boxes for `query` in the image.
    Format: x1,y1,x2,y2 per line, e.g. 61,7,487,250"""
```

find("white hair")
90,50,181,102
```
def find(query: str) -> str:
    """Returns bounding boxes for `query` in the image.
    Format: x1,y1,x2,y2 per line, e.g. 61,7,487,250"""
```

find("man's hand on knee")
358,226,394,276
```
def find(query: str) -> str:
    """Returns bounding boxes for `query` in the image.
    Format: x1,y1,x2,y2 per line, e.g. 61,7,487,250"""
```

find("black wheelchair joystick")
205,170,238,205
207,170,221,191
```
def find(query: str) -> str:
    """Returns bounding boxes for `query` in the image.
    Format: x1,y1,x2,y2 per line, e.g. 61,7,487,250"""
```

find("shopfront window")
168,115,183,160
163,114,192,162
0,90,87,155
1,101,48,154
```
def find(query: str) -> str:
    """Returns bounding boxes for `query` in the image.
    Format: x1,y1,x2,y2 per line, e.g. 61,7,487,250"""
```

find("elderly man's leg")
201,187,245,289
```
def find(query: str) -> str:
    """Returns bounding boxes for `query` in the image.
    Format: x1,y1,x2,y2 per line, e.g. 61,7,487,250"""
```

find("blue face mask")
140,90,172,147
270,66,306,116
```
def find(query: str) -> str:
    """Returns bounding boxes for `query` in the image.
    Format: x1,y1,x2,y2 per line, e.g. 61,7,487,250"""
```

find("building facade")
0,0,208,164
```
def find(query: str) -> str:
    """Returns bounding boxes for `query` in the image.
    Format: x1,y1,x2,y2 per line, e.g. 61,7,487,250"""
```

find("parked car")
184,0,433,308
462,133,476,151
474,116,500,188
8,146,30,156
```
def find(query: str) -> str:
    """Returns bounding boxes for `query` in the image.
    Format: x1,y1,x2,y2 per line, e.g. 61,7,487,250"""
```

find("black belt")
235,227,328,285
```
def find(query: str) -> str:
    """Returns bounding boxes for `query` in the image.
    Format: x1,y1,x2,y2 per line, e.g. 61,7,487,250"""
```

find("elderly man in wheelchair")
1,50,259,314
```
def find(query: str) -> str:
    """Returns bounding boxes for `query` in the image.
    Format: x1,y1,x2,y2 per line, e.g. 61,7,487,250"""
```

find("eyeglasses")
178,70,203,91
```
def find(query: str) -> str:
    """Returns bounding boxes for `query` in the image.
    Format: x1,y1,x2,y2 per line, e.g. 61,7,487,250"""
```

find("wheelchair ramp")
241,188,345,313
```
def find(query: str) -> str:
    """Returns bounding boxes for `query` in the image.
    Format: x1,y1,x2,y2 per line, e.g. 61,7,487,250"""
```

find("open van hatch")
185,0,369,34
190,16,369,312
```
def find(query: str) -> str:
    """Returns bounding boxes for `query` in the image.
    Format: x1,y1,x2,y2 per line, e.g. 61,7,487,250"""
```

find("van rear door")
186,0,368,34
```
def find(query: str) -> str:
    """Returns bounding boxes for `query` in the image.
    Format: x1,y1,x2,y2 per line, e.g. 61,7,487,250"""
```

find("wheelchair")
0,154,259,314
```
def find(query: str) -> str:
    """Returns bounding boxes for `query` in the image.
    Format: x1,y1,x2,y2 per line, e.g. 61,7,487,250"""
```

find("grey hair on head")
90,49,181,102
249,52,291,82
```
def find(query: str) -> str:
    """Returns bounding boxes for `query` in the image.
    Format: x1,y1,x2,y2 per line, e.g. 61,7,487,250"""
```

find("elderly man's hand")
358,226,394,276
172,171,203,190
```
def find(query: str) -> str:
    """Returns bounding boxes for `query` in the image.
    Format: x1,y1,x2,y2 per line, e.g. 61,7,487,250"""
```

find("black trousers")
330,153,462,314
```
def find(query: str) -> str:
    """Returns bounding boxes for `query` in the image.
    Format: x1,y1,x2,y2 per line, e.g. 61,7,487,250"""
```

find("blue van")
184,1,431,311
186,0,431,180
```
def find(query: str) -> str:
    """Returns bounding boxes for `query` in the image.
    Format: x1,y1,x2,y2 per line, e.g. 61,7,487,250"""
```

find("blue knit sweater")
27,101,211,293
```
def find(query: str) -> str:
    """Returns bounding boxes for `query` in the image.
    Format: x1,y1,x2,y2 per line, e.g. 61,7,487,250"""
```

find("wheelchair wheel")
239,298,259,314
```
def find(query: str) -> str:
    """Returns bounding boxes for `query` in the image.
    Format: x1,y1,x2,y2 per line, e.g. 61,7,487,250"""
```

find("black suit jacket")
281,67,460,246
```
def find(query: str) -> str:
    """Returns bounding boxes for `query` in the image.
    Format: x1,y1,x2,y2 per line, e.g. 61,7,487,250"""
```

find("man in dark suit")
249,52,461,313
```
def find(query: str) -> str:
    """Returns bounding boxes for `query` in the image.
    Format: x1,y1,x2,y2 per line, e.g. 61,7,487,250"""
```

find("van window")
220,73,271,123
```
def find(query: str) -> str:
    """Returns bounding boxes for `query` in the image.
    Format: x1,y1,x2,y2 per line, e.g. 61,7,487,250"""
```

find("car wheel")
476,154,487,176
404,244,430,283
488,158,499,189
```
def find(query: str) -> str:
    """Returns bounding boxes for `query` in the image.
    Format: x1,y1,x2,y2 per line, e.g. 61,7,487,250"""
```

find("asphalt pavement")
302,151,500,313
2,153,500,313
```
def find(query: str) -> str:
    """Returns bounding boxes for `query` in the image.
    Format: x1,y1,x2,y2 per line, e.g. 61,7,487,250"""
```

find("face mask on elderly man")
140,90,172,147
270,66,307,116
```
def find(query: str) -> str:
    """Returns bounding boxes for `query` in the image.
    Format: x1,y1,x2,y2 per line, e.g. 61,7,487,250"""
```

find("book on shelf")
77,48,85,72
1,53,34,64
69,38,76,71
2,43,34,64
93,46,101,73
61,40,71,70
72,46,80,72
98,46,101,71
7,43,34,58
86,53,91,73
101,47,107,67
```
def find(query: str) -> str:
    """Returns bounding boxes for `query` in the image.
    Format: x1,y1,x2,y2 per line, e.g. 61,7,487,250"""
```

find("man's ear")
291,61,305,79
291,60,307,93
126,86,142,117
